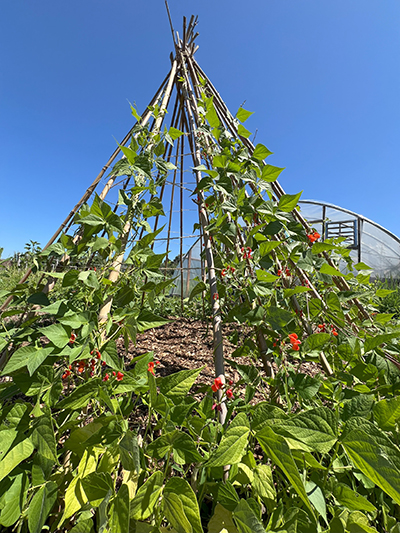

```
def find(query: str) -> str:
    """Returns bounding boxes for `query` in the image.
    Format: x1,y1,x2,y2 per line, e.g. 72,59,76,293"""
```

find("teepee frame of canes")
3,6,396,415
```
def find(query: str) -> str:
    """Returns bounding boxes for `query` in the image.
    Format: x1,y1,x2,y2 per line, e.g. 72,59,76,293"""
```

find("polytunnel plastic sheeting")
298,200,400,279
170,238,203,298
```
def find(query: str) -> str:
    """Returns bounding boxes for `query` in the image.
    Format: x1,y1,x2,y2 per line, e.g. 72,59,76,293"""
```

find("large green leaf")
256,426,313,514
0,472,28,527
164,478,203,533
252,464,276,502
259,241,281,257
208,503,239,533
342,419,400,504
331,481,377,512
0,438,34,482
305,481,327,524
2,346,54,376
57,378,100,410
373,396,400,431
31,414,58,462
158,367,203,405
119,430,140,473
163,492,192,533
264,306,293,331
40,323,71,348
270,407,338,454
278,191,302,212
108,483,130,533
147,430,203,465
236,107,253,123
207,413,250,468
364,331,400,353
136,309,170,332
252,144,272,160
232,500,265,533
261,165,284,183
81,472,113,506
27,481,58,533
130,471,164,520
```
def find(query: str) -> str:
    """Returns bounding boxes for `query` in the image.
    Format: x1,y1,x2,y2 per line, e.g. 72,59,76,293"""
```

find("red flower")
332,330,338,337
229,379,234,385
212,403,222,412
226,389,234,399
221,269,226,277
112,371,116,376
230,267,235,273
96,350,101,359
277,269,282,276
62,370,71,380
148,362,155,375
156,361,161,365
307,231,321,244
285,268,290,276
69,333,76,344
116,372,124,381
288,333,301,350
213,293,219,300
103,373,109,382
211,377,223,392
102,361,106,367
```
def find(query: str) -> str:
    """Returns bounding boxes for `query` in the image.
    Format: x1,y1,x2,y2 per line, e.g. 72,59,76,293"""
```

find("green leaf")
119,144,137,165
0,438,34,483
320,263,344,277
206,104,220,129
147,430,203,465
256,426,313,514
159,367,203,405
0,472,28,528
373,396,400,431
169,127,184,140
305,481,327,524
278,191,302,212
164,478,203,533
27,292,50,306
235,107,253,123
259,241,281,256
40,323,71,348
364,331,400,353
2,345,54,376
264,306,294,331
207,413,250,467
119,430,140,473
342,419,400,505
237,124,251,139
57,378,100,410
208,503,239,533
136,309,170,333
28,482,57,533
252,144,272,160
31,415,58,462
163,492,192,533
303,333,331,352
261,165,284,183
332,482,377,512
81,472,113,506
270,407,337,454
189,281,207,301
252,464,276,502
130,471,164,520
233,500,265,533
109,483,130,533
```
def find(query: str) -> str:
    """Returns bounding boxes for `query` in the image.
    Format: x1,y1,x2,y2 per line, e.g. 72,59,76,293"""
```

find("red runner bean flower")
69,333,76,344
211,377,223,392
226,389,234,399
148,362,155,375
116,372,124,381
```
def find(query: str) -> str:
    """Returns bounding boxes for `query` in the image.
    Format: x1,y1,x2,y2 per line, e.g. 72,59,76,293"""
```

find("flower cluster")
307,232,321,244
317,323,338,336
221,266,235,277
148,361,160,375
277,268,291,276
241,246,252,260
288,333,301,351
211,377,235,405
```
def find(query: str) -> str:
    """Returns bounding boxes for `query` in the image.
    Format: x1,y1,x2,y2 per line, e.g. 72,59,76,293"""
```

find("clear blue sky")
1,0,399,258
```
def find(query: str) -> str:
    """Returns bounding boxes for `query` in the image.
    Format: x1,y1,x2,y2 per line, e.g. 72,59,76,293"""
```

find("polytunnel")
298,200,400,279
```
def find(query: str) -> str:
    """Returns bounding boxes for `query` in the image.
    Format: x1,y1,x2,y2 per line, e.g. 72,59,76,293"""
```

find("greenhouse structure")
170,200,400,297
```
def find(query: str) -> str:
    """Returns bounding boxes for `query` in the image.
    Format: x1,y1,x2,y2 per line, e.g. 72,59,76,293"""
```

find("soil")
116,317,322,401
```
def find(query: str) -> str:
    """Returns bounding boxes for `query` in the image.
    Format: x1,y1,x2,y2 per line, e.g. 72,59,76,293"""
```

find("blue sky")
1,0,399,258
